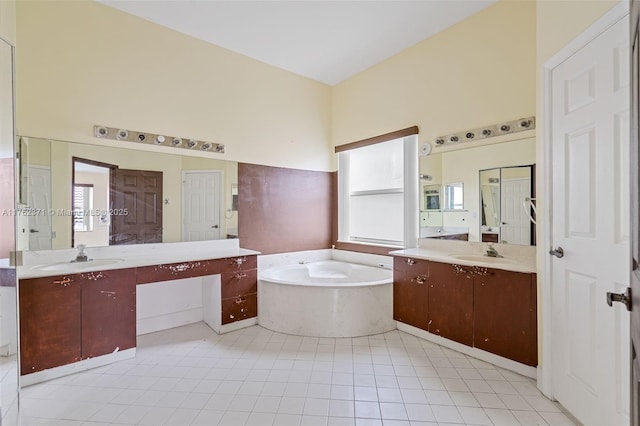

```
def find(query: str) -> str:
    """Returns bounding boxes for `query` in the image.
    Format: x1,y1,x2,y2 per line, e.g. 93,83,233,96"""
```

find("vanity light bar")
93,125,225,154
433,116,535,148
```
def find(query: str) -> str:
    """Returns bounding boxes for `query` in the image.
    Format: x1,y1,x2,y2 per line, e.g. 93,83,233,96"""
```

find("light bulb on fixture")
171,137,182,146
116,129,128,140
154,135,165,145
187,139,197,148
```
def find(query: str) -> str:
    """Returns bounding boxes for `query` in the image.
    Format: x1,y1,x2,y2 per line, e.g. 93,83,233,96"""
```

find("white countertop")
18,240,260,279
391,239,536,274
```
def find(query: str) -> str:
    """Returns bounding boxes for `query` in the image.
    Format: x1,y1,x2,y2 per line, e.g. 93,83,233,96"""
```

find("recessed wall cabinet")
393,257,537,366
20,269,136,375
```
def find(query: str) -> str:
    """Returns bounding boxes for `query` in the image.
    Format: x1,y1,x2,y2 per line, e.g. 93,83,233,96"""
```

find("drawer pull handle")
405,258,416,265
233,258,246,266
53,277,74,286
234,297,246,304
235,272,247,279
411,275,427,285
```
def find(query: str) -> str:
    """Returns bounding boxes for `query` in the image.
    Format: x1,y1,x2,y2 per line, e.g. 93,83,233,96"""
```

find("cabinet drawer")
221,269,257,299
210,255,258,273
137,260,211,284
221,293,257,325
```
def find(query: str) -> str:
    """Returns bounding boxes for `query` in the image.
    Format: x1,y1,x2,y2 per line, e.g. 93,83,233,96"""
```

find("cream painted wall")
0,0,15,45
332,0,535,148
16,0,333,172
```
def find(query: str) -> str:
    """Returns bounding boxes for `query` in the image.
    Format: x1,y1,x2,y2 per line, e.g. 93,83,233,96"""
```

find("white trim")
181,169,224,241
539,0,629,399
20,348,136,387
397,322,537,379
404,134,419,248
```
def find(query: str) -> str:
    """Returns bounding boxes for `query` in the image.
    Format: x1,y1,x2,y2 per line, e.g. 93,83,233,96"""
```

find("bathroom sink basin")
449,254,516,264
32,258,125,272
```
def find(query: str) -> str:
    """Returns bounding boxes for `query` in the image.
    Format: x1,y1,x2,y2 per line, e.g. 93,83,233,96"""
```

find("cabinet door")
393,257,429,330
81,269,137,358
19,275,81,375
474,269,537,366
428,262,474,346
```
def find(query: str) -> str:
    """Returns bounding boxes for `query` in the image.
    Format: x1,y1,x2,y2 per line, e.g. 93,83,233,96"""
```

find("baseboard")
397,322,537,379
137,308,203,335
20,348,136,387
207,317,258,334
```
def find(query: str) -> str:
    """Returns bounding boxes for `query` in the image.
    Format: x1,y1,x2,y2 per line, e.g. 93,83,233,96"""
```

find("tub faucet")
73,244,89,262
485,244,503,258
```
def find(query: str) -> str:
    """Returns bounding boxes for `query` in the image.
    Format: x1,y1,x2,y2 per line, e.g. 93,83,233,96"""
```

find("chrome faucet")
485,244,503,258
73,244,89,262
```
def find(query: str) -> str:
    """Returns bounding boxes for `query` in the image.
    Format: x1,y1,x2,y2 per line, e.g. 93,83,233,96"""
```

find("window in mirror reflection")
444,182,464,210
73,184,93,232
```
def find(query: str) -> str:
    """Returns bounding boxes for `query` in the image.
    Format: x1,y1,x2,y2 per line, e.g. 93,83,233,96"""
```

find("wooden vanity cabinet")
393,256,538,366
393,257,429,330
20,275,82,376
474,269,537,366
20,268,136,375
427,262,474,346
219,256,258,325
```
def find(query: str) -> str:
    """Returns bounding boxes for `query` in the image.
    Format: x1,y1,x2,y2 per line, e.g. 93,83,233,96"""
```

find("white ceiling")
99,0,497,86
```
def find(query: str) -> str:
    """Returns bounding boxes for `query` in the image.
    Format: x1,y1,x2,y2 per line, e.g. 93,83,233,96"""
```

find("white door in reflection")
182,171,222,241
500,177,530,245
26,165,52,250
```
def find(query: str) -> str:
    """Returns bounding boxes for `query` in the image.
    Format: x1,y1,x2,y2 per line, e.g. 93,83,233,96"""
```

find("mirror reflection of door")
182,170,222,241
479,164,535,245
500,167,532,245
25,165,52,250
72,158,116,248
111,168,163,245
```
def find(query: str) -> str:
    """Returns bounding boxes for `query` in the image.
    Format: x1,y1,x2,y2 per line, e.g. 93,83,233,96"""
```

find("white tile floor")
19,322,576,426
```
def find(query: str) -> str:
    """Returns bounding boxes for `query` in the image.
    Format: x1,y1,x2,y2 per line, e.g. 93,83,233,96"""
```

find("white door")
550,16,629,425
500,177,531,245
182,171,222,241
27,165,52,250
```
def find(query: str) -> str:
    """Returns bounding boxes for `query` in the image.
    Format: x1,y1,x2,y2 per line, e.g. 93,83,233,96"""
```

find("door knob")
29,229,39,233
606,288,631,311
212,225,219,229
549,246,564,258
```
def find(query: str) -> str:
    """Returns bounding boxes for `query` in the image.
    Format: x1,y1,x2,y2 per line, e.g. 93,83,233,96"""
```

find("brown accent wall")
238,163,333,254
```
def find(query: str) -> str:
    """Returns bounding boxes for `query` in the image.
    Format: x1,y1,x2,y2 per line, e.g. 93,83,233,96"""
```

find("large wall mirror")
419,136,536,245
18,136,238,251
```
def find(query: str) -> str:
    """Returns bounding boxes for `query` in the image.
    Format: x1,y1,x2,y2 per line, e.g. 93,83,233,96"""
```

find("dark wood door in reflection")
111,169,163,245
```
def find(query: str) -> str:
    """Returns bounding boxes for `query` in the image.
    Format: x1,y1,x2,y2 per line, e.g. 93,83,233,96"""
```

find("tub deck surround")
17,239,260,385
258,260,395,338
391,238,536,273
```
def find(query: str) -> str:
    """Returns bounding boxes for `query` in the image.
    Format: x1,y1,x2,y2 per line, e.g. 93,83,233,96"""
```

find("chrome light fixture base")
94,125,225,154
433,116,535,148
